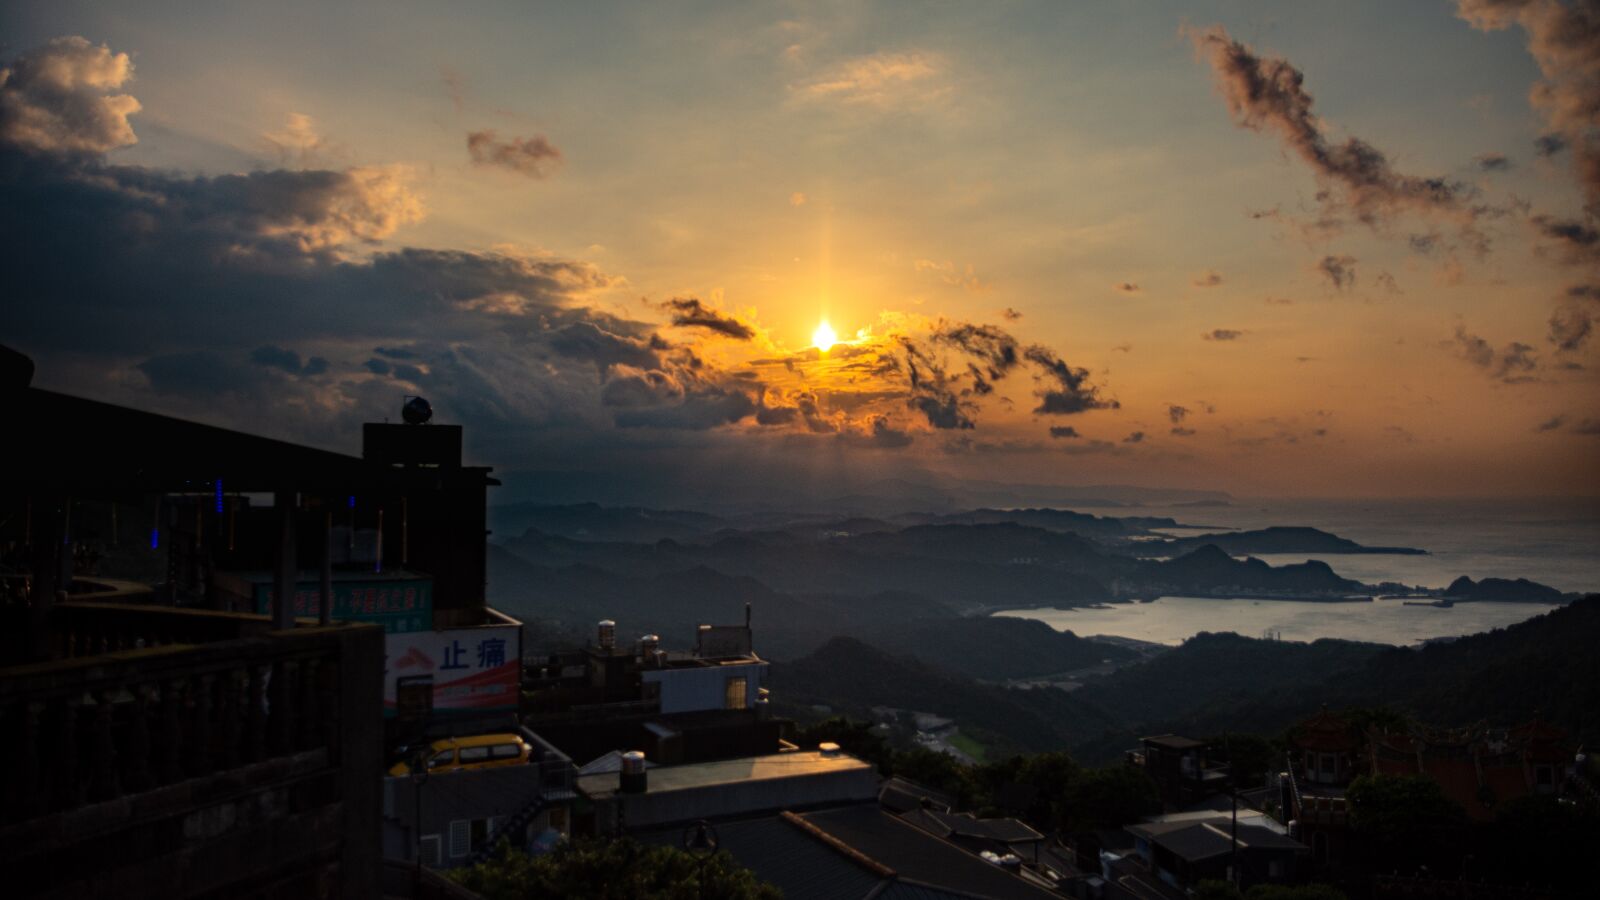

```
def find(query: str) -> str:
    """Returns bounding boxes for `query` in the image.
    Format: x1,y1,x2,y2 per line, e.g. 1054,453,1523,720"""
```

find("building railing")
0,607,364,826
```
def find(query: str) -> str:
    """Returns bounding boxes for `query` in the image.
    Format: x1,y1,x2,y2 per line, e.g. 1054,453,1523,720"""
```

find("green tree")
1057,765,1161,834
1206,732,1278,787
448,838,782,900
792,716,893,770
1345,774,1466,843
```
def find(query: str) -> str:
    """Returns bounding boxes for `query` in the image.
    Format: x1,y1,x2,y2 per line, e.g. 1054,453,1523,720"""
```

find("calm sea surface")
993,596,1559,646
1133,497,1600,593
993,497,1597,645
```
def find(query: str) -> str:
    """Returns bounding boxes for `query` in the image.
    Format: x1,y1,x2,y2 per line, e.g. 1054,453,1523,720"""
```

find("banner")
253,577,432,633
384,623,521,717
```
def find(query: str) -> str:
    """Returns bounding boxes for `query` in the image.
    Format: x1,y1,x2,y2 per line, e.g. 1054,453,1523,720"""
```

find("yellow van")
388,733,532,776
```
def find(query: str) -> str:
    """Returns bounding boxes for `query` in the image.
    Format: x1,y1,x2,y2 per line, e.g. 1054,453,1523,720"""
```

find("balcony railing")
0,603,369,827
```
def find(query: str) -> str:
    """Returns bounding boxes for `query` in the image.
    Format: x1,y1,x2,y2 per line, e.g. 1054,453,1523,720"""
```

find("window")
427,750,454,769
458,746,491,764
724,675,748,709
448,820,471,858
470,818,491,854
419,835,442,866
549,807,568,831
490,743,524,761
1535,765,1555,791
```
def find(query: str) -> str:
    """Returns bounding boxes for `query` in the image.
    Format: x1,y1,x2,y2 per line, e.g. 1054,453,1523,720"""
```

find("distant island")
1444,575,1572,604
1135,526,1427,557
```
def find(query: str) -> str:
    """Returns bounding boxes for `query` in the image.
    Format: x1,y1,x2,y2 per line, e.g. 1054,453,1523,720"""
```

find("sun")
812,320,838,351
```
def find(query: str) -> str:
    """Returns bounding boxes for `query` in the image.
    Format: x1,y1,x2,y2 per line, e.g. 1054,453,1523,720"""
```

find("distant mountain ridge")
1138,525,1427,557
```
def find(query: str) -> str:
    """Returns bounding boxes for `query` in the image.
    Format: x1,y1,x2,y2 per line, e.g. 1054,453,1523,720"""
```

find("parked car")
387,733,532,776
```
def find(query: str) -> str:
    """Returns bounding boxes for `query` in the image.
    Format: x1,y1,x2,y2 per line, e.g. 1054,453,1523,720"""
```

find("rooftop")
578,749,872,798
1130,820,1304,863
1143,734,1206,750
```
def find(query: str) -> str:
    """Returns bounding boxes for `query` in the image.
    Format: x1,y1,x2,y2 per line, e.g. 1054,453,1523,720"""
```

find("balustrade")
0,611,352,826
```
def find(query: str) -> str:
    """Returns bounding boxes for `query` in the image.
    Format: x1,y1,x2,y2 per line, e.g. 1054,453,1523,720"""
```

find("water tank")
598,620,616,649
620,750,648,793
639,634,660,657
819,742,841,757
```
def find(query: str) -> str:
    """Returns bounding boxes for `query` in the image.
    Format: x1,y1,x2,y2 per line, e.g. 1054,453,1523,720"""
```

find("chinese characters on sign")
255,578,433,633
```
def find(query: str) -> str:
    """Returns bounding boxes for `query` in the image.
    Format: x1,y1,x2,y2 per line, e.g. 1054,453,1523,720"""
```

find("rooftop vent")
620,750,648,793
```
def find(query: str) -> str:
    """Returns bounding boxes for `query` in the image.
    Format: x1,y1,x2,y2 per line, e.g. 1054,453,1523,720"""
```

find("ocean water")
993,595,1558,647
993,496,1597,646
1130,497,1600,594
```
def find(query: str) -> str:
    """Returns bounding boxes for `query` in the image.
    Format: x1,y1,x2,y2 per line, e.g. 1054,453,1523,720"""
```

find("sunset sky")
3,1,1597,498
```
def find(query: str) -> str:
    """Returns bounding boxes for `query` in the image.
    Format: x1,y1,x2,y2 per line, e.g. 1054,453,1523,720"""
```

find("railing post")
53,698,82,811
298,656,322,751
216,669,241,771
87,690,118,803
123,684,154,793
159,677,186,784
190,673,215,776
244,664,267,764
267,660,292,756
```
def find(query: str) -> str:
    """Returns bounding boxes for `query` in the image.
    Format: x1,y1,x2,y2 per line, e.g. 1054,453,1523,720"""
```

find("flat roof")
1142,734,1206,750
577,750,873,798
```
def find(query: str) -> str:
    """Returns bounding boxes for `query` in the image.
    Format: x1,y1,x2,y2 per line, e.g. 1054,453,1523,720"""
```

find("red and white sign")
383,623,521,716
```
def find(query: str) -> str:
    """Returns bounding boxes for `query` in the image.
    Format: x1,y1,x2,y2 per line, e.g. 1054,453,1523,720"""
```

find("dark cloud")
1475,152,1512,172
1002,307,1023,320
1191,270,1223,287
138,351,267,398
1531,215,1600,265
1047,426,1081,439
658,297,756,340
0,36,141,156
1549,304,1593,351
1202,329,1244,341
1170,426,1196,437
1317,255,1358,290
466,129,561,178
250,344,327,376
1022,345,1119,416
612,385,757,430
909,393,973,430
1535,133,1568,158
1536,414,1566,432
1453,326,1539,382
1113,282,1142,295
375,345,419,359
1167,404,1190,424
1457,1,1600,209
599,367,685,407
1123,431,1145,444
838,416,914,449
1576,419,1600,436
547,322,665,374
1190,26,1484,235
364,358,392,375
1374,271,1401,294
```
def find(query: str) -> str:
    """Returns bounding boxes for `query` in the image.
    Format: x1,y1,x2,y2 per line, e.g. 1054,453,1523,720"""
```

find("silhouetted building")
1131,734,1229,809
522,611,783,767
2,361,396,898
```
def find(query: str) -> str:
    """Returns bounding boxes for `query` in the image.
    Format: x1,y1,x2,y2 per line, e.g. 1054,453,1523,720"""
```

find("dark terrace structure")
0,348,497,898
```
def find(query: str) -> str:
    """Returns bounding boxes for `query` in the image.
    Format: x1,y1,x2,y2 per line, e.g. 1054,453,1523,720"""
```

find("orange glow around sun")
812,320,838,351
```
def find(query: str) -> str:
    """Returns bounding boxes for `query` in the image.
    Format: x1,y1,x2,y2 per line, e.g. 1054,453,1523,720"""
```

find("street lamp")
411,750,430,890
